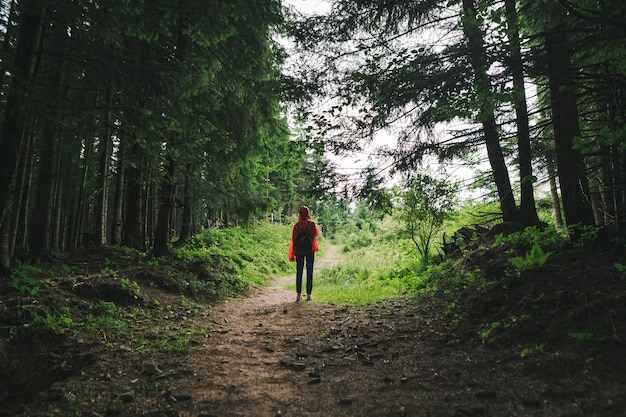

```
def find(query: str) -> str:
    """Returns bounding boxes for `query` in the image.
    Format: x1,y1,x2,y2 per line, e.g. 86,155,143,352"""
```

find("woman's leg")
305,252,315,297
295,254,305,296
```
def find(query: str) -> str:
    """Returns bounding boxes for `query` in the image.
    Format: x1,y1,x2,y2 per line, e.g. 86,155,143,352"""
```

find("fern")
509,243,551,271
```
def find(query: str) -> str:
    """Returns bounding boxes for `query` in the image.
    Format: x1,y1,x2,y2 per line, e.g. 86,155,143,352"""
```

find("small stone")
280,360,307,371
145,363,162,375
118,391,135,403
308,377,321,385
291,363,307,371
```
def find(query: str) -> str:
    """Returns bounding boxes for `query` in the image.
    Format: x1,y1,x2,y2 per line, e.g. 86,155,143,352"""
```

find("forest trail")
3,244,624,417
165,245,614,417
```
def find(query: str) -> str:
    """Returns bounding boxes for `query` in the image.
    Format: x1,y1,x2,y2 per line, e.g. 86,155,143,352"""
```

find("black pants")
295,252,315,295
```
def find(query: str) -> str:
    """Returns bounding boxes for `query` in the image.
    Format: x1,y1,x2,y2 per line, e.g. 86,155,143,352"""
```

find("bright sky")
283,0,331,15
280,0,482,197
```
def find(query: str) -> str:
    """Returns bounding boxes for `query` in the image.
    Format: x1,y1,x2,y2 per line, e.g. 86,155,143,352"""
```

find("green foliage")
395,175,458,264
479,321,501,343
419,260,481,292
292,216,418,305
492,226,561,272
479,315,527,343
10,264,44,296
569,332,593,341
341,230,374,253
494,225,565,251
101,266,117,276
120,278,143,299
311,262,405,305
509,243,551,271
328,200,384,245
520,344,544,358
565,224,602,248
39,307,73,329
297,214,474,304
164,222,294,300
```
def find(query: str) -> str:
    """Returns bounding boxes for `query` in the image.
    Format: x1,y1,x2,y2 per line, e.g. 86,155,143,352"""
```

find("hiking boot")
306,294,312,301
296,293,302,302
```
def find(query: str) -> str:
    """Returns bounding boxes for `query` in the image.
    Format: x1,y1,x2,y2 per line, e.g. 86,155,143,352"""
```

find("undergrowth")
1,222,296,358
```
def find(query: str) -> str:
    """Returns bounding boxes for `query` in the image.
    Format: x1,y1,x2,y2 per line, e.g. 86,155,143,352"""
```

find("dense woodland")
1,0,625,274
0,0,305,272
1,2,626,415
286,0,626,232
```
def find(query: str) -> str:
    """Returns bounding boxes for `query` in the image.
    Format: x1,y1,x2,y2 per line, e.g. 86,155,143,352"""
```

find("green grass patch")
175,222,294,287
286,236,426,305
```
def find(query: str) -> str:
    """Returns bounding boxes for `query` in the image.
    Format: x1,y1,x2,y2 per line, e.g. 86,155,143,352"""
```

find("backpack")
294,222,312,252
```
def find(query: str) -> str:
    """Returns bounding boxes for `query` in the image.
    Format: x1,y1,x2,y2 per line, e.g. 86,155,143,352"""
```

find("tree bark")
0,0,18,102
111,140,126,245
178,167,194,244
28,9,69,263
95,90,114,246
544,29,595,227
546,157,564,229
504,0,539,226
153,155,176,257
600,144,616,225
0,0,45,271
122,141,146,251
462,0,518,222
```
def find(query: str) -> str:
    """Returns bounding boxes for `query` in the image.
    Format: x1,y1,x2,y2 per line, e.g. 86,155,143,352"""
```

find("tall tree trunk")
68,135,93,250
1,126,34,265
504,0,539,226
600,144,616,225
462,0,518,222
544,29,595,227
145,169,155,249
29,9,69,263
605,63,624,227
122,141,146,251
15,129,35,253
95,90,114,246
153,155,176,257
111,140,126,245
178,166,194,244
50,121,66,254
0,0,18,105
0,158,18,268
0,0,45,273
615,148,626,227
546,157,564,229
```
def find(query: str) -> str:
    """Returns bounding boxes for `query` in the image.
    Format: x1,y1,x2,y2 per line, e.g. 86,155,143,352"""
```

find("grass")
284,228,427,305
176,222,294,287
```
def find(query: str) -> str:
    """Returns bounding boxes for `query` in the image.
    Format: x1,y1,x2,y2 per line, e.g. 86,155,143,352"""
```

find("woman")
288,205,320,301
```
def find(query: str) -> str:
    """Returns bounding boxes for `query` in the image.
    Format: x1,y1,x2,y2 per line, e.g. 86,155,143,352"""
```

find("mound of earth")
0,243,625,417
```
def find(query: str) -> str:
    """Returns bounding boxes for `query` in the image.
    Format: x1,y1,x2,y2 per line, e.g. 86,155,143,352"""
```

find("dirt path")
165,245,609,417
177,245,349,416
2,243,624,417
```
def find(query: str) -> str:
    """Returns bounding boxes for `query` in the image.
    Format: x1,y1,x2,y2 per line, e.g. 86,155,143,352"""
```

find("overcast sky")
283,0,331,15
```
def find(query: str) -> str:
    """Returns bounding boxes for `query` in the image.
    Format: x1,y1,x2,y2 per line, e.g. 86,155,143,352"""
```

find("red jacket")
288,206,320,261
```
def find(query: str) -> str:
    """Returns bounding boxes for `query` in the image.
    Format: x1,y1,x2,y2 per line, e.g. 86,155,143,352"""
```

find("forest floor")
1,243,626,417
